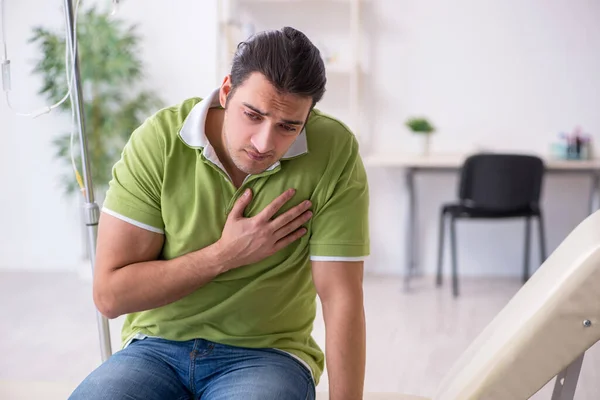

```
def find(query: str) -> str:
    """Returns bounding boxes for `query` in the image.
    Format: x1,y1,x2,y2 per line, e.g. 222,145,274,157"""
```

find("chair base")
437,206,547,297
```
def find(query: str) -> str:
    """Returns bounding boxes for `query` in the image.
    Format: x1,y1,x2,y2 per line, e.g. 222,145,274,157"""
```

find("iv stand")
63,0,113,362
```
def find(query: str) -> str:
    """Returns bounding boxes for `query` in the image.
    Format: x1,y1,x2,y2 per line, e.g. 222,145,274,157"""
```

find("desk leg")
404,167,417,291
589,172,600,215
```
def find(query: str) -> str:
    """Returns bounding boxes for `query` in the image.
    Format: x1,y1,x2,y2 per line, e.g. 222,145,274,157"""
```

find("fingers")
256,188,297,222
273,210,312,240
229,188,253,219
273,227,308,252
270,199,312,231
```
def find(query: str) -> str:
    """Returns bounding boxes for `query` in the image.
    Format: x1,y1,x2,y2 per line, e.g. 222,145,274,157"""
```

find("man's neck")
205,108,247,187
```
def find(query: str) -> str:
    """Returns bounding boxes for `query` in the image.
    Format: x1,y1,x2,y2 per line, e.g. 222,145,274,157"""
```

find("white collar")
178,88,309,160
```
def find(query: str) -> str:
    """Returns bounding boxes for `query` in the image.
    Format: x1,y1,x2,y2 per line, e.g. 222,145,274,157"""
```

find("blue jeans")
69,337,315,400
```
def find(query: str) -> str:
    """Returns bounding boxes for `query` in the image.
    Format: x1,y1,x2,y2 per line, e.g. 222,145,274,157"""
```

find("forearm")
94,242,228,318
323,295,366,400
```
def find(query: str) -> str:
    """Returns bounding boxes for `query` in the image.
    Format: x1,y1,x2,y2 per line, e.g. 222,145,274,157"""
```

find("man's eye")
280,124,296,133
244,111,260,121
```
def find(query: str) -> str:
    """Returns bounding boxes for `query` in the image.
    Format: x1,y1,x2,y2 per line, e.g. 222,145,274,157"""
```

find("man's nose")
251,126,275,154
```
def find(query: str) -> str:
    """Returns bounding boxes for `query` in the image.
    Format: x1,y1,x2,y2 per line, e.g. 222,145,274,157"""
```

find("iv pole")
63,0,113,362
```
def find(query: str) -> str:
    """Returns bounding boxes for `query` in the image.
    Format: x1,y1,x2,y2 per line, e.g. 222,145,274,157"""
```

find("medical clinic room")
1,0,600,399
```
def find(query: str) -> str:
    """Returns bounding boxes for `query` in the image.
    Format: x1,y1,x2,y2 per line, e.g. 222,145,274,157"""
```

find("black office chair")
437,153,547,297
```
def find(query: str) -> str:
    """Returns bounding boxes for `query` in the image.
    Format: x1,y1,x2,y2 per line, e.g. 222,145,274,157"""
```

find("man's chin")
235,161,270,176
236,157,275,175
246,165,270,175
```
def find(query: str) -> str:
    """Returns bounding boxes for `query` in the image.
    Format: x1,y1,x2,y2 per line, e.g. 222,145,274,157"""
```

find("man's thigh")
201,348,315,400
68,340,191,400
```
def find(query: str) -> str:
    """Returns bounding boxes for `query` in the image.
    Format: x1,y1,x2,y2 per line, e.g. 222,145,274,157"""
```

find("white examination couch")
319,209,600,400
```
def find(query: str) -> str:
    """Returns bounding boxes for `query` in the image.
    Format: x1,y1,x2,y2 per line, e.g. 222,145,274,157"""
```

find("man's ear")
219,75,233,108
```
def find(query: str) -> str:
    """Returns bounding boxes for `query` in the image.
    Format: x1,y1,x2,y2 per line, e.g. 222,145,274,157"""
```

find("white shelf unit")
216,0,363,140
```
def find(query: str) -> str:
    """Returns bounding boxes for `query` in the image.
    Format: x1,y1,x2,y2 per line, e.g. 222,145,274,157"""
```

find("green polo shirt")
102,88,370,384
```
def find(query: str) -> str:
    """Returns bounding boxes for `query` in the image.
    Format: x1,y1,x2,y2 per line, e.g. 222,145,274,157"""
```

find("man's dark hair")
229,27,327,107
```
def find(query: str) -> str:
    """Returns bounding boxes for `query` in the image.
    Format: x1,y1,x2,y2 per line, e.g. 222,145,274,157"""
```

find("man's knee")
68,357,129,400
68,347,188,400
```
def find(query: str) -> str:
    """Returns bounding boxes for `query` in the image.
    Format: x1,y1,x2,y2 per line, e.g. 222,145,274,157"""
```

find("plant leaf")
29,4,164,197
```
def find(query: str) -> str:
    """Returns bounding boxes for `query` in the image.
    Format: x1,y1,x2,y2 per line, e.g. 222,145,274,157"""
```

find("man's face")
219,72,313,176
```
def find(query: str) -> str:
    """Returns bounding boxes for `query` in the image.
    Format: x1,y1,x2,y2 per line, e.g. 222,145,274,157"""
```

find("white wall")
364,0,600,277
0,0,217,271
1,0,599,278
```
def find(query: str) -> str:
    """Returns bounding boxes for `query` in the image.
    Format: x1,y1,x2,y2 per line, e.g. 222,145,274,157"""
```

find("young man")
69,26,369,400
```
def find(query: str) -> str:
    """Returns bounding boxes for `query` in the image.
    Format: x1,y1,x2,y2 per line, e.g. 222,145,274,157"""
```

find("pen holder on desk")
550,131,593,160
550,143,567,160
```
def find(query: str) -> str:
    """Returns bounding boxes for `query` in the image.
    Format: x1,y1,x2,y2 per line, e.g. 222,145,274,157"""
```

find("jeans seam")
304,376,313,400
189,339,200,395
270,349,314,395
282,352,314,388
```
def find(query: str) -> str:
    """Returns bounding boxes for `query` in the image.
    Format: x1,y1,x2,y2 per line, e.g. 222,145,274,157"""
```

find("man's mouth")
246,150,270,161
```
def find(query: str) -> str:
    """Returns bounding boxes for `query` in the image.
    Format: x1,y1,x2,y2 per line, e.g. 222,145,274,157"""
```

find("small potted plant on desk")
406,117,436,156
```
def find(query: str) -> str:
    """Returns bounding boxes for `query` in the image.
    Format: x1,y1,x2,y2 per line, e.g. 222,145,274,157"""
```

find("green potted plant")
29,4,163,267
29,4,163,200
406,117,436,156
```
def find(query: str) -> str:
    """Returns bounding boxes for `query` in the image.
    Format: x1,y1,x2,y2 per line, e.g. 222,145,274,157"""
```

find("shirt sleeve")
309,136,370,260
102,116,165,234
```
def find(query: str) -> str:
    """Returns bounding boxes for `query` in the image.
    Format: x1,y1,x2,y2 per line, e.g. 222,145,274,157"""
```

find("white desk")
362,153,600,291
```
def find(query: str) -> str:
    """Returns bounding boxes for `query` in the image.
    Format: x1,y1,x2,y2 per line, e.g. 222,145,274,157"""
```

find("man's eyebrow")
243,103,268,116
242,102,304,126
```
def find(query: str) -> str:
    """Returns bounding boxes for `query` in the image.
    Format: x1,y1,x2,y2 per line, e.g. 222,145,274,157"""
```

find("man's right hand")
217,188,313,271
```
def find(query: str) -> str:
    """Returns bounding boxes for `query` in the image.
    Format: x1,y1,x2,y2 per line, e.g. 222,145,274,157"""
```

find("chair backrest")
433,210,600,400
459,153,545,211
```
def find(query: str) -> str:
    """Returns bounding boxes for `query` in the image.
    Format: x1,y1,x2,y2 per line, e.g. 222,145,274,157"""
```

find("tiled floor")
0,270,598,399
